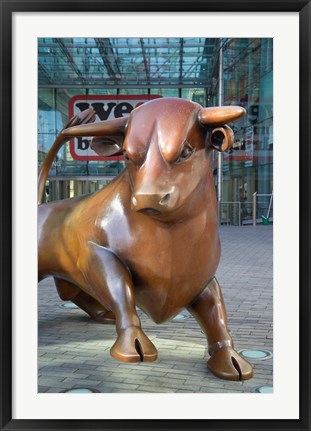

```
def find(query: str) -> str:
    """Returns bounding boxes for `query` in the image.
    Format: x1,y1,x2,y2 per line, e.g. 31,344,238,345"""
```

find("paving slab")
38,225,273,393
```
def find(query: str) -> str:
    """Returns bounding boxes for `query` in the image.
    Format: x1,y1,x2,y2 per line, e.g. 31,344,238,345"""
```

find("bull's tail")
38,109,96,205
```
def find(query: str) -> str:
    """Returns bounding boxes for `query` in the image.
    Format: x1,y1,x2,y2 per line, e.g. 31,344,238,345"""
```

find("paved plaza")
38,225,273,394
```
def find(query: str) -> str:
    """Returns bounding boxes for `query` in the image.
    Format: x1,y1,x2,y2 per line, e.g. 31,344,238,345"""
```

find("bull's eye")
123,150,130,161
176,143,195,163
123,149,142,166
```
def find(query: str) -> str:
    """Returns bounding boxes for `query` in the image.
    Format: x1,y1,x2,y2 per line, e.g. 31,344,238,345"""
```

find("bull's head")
63,98,245,220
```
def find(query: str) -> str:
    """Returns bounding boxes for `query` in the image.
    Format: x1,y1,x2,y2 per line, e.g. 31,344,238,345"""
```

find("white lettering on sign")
68,95,161,161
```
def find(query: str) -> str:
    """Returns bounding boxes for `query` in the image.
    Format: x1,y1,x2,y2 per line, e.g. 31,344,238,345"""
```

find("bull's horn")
62,116,128,138
199,106,245,127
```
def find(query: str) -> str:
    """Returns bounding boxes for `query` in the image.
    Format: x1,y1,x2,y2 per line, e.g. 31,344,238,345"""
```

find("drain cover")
239,349,272,360
253,385,273,393
61,388,100,393
60,301,79,309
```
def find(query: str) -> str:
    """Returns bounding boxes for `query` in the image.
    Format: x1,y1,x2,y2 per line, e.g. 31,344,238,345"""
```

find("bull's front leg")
187,277,253,381
83,242,157,362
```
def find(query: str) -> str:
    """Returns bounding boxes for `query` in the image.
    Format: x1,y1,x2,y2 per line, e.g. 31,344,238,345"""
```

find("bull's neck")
186,176,217,222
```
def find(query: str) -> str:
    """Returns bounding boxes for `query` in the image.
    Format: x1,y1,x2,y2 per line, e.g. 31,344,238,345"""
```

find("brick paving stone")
45,387,68,393
96,382,139,391
38,225,273,393
133,386,175,393
44,371,91,380
60,378,103,388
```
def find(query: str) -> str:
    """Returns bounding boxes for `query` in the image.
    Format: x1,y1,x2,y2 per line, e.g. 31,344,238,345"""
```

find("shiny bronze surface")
38,97,253,380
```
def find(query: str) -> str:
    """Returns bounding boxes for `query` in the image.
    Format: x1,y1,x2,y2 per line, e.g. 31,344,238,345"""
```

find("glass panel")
215,38,273,225
150,88,179,97
181,88,206,105
118,89,149,95
88,89,118,95
38,88,57,174
38,88,56,149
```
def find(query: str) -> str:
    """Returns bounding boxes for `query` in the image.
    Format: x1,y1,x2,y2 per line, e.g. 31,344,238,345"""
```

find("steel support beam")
94,38,122,79
54,38,85,81
140,38,150,85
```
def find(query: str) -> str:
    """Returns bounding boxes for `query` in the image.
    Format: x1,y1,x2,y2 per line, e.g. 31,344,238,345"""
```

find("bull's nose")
131,190,173,213
159,193,170,205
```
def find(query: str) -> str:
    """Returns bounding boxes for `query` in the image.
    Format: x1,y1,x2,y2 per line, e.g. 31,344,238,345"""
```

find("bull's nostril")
132,197,137,206
159,193,170,205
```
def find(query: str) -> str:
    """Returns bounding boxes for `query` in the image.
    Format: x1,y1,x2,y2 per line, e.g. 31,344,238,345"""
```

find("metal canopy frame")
38,37,220,91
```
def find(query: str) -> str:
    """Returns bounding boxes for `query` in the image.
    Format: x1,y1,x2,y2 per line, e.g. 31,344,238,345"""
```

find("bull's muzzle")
131,188,176,215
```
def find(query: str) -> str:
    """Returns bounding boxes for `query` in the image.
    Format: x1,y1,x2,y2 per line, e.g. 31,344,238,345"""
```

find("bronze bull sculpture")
38,97,253,381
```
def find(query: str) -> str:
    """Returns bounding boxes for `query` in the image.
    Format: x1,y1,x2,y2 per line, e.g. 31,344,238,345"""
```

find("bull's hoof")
207,347,253,381
93,310,116,325
110,327,158,363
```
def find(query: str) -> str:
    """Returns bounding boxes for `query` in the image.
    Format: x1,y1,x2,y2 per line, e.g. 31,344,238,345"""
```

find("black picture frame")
1,1,310,430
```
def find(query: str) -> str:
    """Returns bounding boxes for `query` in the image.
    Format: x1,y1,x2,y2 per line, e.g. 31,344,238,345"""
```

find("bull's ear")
199,106,245,127
62,116,128,138
90,136,123,157
208,125,234,152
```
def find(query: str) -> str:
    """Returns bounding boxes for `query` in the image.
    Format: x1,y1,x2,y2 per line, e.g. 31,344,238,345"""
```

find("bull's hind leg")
83,242,157,363
54,278,115,324
187,277,253,381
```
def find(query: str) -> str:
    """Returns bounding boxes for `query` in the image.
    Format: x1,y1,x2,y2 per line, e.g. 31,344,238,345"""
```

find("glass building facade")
213,39,273,224
38,38,273,224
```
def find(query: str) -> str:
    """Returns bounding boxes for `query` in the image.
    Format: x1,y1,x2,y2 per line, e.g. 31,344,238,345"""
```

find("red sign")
68,95,161,161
